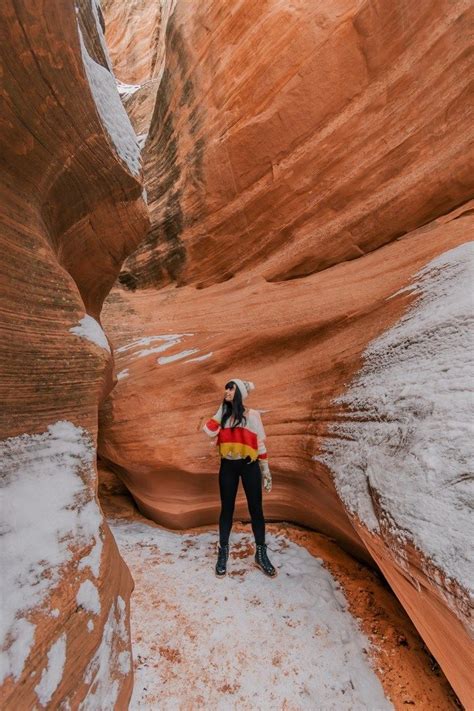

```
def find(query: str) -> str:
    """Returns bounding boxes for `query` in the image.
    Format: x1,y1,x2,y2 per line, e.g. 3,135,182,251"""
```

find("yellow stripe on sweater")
219,442,259,461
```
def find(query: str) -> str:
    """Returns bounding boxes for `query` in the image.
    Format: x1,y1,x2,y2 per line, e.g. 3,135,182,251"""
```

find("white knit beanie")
229,378,255,401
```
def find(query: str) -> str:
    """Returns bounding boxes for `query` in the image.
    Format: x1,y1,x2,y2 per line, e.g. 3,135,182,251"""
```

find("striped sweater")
203,404,268,462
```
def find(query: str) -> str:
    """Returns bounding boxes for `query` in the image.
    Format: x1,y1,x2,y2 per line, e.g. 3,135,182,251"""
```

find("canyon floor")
107,503,459,710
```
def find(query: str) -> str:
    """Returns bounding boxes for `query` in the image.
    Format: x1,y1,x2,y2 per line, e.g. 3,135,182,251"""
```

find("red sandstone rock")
101,0,163,85
100,210,472,708
97,0,473,704
356,527,473,708
116,0,472,291
102,0,176,140
0,0,464,708
0,0,148,707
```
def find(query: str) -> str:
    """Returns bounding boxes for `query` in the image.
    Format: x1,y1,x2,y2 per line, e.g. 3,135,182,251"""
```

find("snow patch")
69,315,110,353
34,634,67,707
116,79,141,97
76,580,101,616
77,2,141,176
316,242,474,602
137,133,148,150
116,334,194,359
78,534,103,578
79,596,130,710
185,351,213,363
109,520,392,710
117,650,132,676
158,348,199,365
1,619,36,685
0,421,102,683
116,596,128,641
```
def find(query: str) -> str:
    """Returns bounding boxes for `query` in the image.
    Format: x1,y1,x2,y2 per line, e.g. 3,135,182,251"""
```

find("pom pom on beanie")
229,378,255,401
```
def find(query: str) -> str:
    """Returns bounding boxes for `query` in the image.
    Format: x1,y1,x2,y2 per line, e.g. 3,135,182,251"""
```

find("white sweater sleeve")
202,404,223,437
254,411,268,461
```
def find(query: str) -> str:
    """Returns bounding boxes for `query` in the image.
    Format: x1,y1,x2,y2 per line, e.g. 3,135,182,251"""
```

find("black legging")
218,457,265,546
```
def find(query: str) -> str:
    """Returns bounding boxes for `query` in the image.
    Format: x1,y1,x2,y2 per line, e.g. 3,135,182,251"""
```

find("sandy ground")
278,523,460,710
105,501,459,710
110,520,391,709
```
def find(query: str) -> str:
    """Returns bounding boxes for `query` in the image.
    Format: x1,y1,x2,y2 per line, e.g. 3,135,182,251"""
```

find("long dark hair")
221,381,247,429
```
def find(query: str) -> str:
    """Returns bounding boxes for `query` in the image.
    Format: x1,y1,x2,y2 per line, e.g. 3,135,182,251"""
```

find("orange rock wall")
99,0,473,705
0,0,148,707
100,212,471,552
102,0,164,85
102,0,177,139
358,528,473,708
117,0,472,290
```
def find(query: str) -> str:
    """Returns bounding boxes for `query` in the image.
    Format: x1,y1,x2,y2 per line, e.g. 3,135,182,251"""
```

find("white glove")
259,459,272,493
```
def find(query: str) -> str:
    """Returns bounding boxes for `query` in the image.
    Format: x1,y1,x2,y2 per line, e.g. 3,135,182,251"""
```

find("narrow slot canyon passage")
1,0,472,709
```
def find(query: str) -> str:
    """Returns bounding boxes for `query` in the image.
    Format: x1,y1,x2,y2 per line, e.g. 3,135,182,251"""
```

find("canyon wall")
116,0,472,290
99,0,473,704
0,0,148,707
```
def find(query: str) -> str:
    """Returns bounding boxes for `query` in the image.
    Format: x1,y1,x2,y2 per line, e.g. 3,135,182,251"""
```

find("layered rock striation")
317,235,474,705
101,213,473,705
116,0,472,291
0,0,148,707
98,0,474,704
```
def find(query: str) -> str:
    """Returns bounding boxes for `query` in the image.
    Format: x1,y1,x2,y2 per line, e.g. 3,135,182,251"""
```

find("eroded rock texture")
116,0,472,290
102,0,176,142
0,0,148,707
97,0,473,705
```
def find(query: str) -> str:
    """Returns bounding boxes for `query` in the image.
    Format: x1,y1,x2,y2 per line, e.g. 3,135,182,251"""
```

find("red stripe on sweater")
218,427,258,447
205,418,220,432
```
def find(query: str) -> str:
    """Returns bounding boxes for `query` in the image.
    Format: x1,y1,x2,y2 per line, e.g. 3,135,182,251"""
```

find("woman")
203,378,277,578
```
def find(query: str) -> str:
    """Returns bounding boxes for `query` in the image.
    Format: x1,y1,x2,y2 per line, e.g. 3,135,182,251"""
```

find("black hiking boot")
215,542,229,577
254,543,277,577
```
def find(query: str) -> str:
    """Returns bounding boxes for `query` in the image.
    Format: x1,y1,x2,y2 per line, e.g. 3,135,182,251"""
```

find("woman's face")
224,383,236,402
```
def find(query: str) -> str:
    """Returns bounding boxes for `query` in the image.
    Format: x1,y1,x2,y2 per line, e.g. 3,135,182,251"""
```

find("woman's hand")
259,459,272,493
263,471,272,493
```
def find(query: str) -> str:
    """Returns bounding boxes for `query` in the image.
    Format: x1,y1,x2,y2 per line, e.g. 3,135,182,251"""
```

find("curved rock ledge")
0,0,148,707
100,206,471,706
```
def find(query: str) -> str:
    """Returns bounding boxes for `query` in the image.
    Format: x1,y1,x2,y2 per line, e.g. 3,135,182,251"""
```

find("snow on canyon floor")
109,519,392,710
